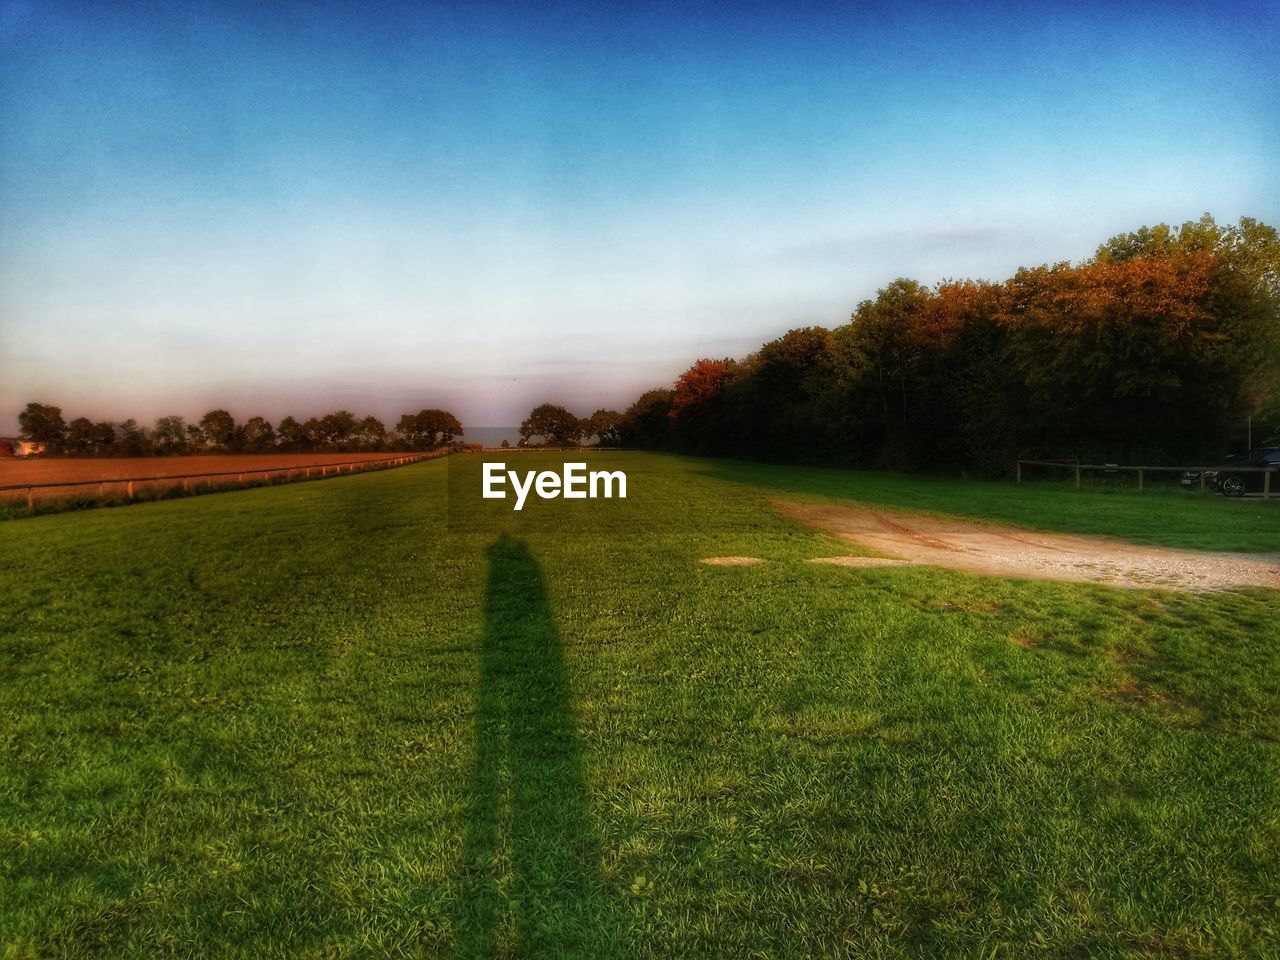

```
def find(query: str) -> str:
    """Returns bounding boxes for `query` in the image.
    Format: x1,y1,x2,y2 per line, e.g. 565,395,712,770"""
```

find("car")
1182,447,1280,497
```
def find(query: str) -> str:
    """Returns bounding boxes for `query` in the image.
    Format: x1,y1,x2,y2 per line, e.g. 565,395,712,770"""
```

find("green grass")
698,457,1280,552
1,452,1278,958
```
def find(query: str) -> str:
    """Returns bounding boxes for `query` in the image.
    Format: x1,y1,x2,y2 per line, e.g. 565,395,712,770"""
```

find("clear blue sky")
2,0,1277,430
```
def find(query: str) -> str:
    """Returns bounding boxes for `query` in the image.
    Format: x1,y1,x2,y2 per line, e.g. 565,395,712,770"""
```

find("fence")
0,450,448,513
468,446,623,452
1016,459,1275,499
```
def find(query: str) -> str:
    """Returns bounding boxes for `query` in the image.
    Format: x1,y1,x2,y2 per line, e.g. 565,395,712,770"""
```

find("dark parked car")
1182,447,1280,497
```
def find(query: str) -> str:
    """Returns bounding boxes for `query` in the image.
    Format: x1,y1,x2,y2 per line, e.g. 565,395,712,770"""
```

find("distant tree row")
617,215,1280,472
15,405,463,456
517,404,621,446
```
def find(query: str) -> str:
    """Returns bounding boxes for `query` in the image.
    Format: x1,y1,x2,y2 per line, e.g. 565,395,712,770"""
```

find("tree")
18,403,65,449
240,416,276,452
153,416,190,455
581,409,622,446
199,409,236,450
356,415,387,450
396,409,463,449
520,404,582,446
117,419,151,457
277,416,308,450
618,389,674,448
668,359,740,453
301,418,323,449
93,422,117,453
65,417,97,454
732,327,837,460
317,410,359,448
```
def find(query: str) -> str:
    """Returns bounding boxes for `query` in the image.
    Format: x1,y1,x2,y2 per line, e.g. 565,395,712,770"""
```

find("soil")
778,501,1280,592
701,556,765,566
0,453,418,501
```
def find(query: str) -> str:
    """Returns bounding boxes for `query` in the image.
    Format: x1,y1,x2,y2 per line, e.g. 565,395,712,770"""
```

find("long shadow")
454,534,622,958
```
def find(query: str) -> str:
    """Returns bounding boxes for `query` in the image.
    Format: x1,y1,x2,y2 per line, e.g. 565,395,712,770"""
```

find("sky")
2,0,1278,432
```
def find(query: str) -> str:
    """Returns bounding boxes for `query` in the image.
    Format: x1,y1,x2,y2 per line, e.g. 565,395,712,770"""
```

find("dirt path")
778,501,1280,592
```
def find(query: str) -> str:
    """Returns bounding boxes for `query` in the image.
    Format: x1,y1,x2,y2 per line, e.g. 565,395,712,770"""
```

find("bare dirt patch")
0,453,421,504
701,556,764,566
778,501,1280,592
0,453,409,487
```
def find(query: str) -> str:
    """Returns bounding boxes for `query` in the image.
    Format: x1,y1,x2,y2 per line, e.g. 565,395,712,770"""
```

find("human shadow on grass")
454,534,623,959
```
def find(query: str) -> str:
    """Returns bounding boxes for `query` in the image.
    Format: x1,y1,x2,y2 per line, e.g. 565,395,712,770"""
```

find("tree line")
14,405,463,456
616,216,1280,472
517,405,622,446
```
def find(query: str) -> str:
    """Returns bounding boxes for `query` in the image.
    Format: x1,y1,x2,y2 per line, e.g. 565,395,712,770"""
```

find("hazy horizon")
3,0,1278,434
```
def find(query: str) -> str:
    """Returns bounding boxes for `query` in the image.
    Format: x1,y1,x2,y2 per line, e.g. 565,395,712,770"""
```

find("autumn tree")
667,359,740,453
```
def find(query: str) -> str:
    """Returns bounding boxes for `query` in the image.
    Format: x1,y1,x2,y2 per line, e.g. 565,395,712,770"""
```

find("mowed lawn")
1,452,1278,958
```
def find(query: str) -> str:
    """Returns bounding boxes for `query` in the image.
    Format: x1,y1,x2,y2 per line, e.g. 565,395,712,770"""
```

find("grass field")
1,452,1278,957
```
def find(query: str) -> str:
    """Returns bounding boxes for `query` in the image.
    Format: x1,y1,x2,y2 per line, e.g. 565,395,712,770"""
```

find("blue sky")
2,0,1277,431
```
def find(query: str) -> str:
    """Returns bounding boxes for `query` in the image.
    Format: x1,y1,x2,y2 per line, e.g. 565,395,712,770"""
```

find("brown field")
0,452,424,504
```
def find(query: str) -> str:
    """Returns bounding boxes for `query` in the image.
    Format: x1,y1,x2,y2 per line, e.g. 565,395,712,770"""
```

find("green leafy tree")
240,416,276,452
65,417,97,454
520,404,582,446
199,409,236,450
301,418,323,449
153,416,189,455
18,402,66,449
396,409,463,449
117,419,151,457
317,410,359,448
276,416,307,450
581,409,622,446
93,422,117,453
356,415,387,450
618,389,674,449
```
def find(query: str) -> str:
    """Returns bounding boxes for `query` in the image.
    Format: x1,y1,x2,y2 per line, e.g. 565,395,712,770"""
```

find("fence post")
1137,468,1144,493
1016,461,1022,484
1200,470,1206,493
27,487,33,510
127,480,134,499
1075,464,1081,490
1266,469,1272,501
98,482,104,498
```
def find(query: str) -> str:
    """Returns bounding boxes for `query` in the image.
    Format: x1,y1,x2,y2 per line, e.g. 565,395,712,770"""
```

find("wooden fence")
0,451,447,513
1016,459,1275,499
